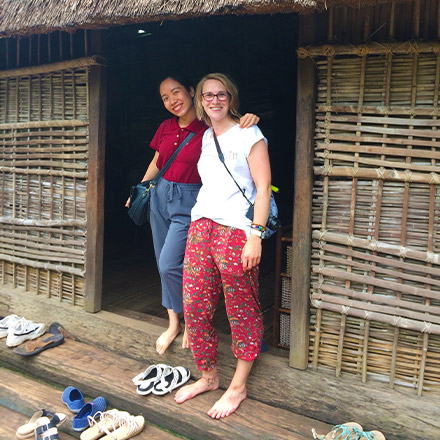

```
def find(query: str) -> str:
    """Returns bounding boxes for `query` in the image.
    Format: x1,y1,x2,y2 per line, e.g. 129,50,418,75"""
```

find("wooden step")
0,338,330,440
0,367,184,439
4,287,439,439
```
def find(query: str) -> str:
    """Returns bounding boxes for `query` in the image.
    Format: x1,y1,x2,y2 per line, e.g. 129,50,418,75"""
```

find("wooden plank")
0,342,328,440
84,63,107,312
0,368,180,440
1,286,439,440
290,14,317,370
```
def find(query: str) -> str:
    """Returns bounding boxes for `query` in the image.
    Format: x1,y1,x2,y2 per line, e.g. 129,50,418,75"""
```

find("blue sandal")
62,386,84,413
72,396,107,431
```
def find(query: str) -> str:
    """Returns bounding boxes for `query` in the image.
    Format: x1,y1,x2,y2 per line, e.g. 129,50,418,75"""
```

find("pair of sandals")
312,422,386,440
132,363,190,395
80,409,145,440
15,409,67,440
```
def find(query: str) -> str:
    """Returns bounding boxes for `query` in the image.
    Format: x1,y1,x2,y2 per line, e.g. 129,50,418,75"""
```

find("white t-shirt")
191,124,267,234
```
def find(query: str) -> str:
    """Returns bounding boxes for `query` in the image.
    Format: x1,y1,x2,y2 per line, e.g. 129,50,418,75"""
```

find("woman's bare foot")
174,374,219,404
182,326,190,349
207,386,247,419
156,326,181,355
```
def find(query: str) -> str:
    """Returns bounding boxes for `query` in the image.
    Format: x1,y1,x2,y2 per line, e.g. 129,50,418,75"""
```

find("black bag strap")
150,131,195,185
213,130,253,206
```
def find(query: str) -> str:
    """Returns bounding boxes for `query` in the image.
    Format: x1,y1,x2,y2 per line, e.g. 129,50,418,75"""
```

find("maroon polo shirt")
150,117,207,184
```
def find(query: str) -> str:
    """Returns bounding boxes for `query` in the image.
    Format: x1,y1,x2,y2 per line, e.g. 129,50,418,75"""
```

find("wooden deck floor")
0,338,331,440
102,242,277,344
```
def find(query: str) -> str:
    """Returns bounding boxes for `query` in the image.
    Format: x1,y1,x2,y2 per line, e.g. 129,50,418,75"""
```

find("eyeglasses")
201,92,230,102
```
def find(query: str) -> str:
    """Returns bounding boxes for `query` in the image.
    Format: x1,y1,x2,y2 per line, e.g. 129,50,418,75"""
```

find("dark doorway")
102,14,299,343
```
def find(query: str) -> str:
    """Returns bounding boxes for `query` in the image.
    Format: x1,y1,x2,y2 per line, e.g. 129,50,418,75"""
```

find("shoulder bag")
127,132,195,226
212,131,281,238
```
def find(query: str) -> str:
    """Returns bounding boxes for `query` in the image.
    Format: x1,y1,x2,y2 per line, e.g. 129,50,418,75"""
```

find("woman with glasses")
174,73,271,419
126,74,258,355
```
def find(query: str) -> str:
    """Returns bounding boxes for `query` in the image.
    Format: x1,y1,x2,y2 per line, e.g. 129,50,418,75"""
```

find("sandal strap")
42,433,59,440
35,415,61,438
357,432,378,440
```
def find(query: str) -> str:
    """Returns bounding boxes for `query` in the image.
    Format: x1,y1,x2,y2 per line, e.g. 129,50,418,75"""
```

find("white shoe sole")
6,324,46,347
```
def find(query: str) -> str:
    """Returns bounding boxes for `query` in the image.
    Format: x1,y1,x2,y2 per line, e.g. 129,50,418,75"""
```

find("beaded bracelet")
251,223,266,232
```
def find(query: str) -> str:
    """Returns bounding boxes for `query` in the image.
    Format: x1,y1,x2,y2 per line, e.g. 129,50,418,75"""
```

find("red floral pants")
183,218,264,371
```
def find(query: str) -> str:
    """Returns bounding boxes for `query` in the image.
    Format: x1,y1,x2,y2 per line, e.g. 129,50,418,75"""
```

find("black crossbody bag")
127,132,195,226
212,131,281,238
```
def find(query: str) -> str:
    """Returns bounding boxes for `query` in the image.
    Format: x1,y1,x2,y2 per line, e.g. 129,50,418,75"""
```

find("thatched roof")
0,0,415,38
0,0,317,38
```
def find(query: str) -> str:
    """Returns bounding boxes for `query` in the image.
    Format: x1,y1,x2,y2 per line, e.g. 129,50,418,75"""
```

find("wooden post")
289,14,317,369
84,61,106,313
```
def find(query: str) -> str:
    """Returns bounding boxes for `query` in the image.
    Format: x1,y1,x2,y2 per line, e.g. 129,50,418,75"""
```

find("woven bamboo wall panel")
309,308,440,392
0,65,90,306
306,41,440,392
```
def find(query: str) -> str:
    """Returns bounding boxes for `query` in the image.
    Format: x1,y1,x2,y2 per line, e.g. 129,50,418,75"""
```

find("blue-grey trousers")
149,178,201,314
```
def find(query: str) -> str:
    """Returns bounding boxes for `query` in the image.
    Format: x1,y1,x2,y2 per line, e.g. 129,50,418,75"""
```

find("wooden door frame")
84,31,107,313
289,13,317,369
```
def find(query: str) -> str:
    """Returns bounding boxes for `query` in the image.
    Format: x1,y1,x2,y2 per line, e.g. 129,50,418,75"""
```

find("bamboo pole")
311,290,440,330
314,252,440,288
312,307,322,370
312,230,440,265
0,120,88,129
413,0,421,39
315,152,439,173
299,40,440,58
313,266,440,302
314,166,440,184
70,32,74,59
59,32,63,61
389,1,396,40
5,38,9,69
316,142,440,159
0,167,87,179
0,253,84,277
16,37,20,68
48,33,52,63
0,56,105,79
316,104,440,116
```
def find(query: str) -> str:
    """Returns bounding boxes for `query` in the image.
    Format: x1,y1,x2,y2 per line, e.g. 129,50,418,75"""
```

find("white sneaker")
0,314,20,338
6,317,46,347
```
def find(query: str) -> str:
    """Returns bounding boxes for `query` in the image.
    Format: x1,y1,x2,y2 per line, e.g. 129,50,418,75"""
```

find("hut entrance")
101,14,299,344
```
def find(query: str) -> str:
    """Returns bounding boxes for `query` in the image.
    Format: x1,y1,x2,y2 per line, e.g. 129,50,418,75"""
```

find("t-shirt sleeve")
243,125,268,157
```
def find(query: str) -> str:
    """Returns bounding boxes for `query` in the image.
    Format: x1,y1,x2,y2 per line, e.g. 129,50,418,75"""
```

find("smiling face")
159,77,195,120
201,79,231,124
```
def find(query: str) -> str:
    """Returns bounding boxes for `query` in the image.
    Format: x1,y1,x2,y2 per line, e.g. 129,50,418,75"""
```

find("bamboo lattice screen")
301,41,440,393
0,58,99,306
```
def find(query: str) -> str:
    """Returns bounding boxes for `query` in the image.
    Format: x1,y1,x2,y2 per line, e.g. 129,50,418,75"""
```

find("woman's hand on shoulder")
239,113,260,128
241,235,262,271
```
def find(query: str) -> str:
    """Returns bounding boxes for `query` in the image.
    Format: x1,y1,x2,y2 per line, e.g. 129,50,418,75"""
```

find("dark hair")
159,74,194,94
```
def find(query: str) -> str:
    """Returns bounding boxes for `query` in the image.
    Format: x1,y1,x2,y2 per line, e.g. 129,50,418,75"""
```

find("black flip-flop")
13,333,64,356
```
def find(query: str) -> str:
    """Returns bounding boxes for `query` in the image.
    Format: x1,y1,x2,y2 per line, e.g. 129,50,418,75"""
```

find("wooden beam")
290,14,317,370
84,63,106,312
